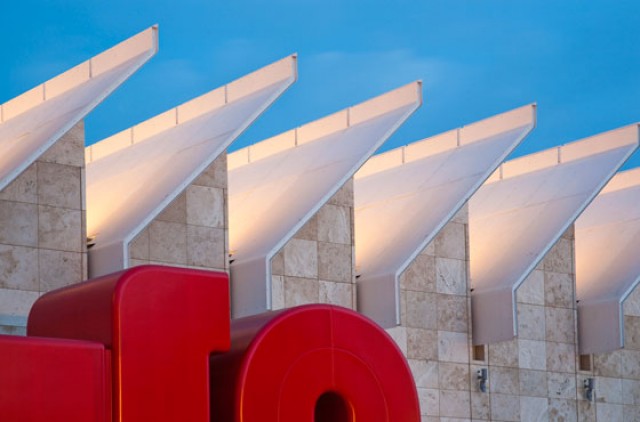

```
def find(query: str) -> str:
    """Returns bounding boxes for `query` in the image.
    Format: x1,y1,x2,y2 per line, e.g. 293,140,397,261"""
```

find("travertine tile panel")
271,275,284,309
520,396,548,422
623,404,640,422
385,326,408,356
283,276,318,307
318,280,352,308
406,291,438,329
327,179,353,207
438,331,469,363
625,316,640,350
620,350,640,380
517,304,546,341
622,379,640,405
516,270,545,306
187,226,225,269
546,341,576,373
0,288,39,317
544,272,574,309
284,238,318,279
39,249,82,292
489,340,519,367
0,164,37,204
271,250,284,275
37,162,81,209
410,359,439,389
317,204,351,244
439,390,470,418
438,363,469,391
293,215,317,241
38,205,82,252
408,328,438,360
594,351,623,378
519,369,548,397
437,294,468,333
155,192,186,223
436,257,466,296
596,402,623,421
544,238,573,274
192,153,227,189
491,393,520,421
545,307,575,344
625,288,640,317
149,220,187,264
418,388,439,416
518,339,546,371
547,372,576,399
577,400,596,422
186,186,224,228
129,259,149,268
40,121,85,167
0,202,38,246
596,376,623,404
434,222,466,260
400,254,436,292
129,228,150,260
471,391,491,420
0,245,38,291
317,242,351,283
490,366,520,395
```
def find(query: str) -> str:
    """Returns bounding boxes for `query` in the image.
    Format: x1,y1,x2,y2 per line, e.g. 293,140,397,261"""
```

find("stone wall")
270,179,355,311
0,121,86,334
128,152,228,273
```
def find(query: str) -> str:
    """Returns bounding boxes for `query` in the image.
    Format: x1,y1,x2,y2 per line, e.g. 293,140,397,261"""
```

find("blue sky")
1,0,639,167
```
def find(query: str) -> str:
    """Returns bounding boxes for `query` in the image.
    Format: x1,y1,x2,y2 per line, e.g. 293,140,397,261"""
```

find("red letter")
209,305,420,422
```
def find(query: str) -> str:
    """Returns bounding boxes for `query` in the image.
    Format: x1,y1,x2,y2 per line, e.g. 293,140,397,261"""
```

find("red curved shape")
27,265,230,422
209,305,420,422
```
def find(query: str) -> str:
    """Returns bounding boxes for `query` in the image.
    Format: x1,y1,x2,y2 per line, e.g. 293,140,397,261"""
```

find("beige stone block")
328,179,353,207
519,369,548,397
38,206,82,252
452,204,469,225
490,366,520,395
293,215,317,241
187,226,225,269
577,400,596,422
544,238,573,274
620,349,640,379
129,228,150,260
400,254,436,292
39,249,82,292
434,221,466,260
385,326,408,356
317,242,351,283
520,396,548,422
37,162,81,209
418,388,439,416
421,239,436,256
491,393,520,421
594,351,623,378
438,363,469,391
0,244,38,292
156,192,186,223
193,153,227,189
407,328,438,360
596,376,623,404
0,201,38,246
319,280,352,308
271,275,284,310
149,221,187,264
284,238,318,279
549,399,576,422
409,359,439,389
283,276,318,307
518,304,546,341
516,269,545,305
623,405,640,422
436,257,466,295
186,186,224,228
0,164,37,204
271,250,284,276
406,291,437,329
596,403,623,420
129,259,149,269
489,339,519,367
548,372,576,399
625,316,640,350
0,325,27,336
545,271,575,309
317,204,351,244
545,307,575,343
40,122,85,167
625,288,640,317
439,390,470,418
438,331,469,363
546,341,576,373
622,379,640,405
470,391,490,420
0,288,39,318
519,339,546,370
437,294,467,333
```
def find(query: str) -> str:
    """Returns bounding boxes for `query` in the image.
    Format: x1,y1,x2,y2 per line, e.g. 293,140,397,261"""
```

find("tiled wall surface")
0,122,86,335
270,179,355,311
128,152,229,273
